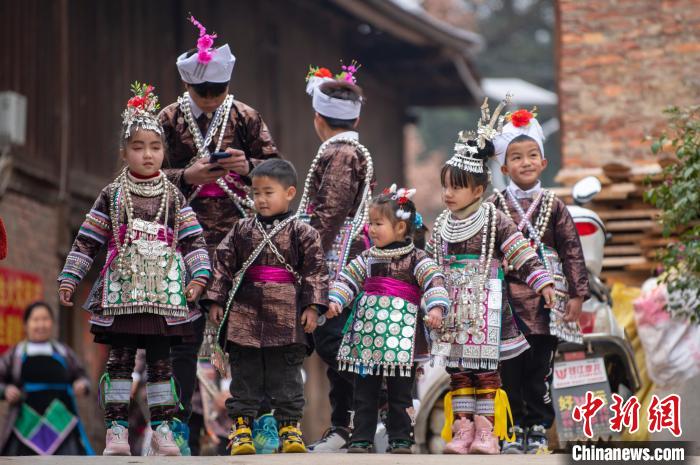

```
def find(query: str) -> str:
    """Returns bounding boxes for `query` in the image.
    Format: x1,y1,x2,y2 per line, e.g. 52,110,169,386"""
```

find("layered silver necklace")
178,92,254,215
438,202,488,244
368,241,415,259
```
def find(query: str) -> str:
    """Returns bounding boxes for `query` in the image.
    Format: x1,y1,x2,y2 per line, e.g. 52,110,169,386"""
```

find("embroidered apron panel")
102,222,188,317
13,399,77,455
338,293,419,375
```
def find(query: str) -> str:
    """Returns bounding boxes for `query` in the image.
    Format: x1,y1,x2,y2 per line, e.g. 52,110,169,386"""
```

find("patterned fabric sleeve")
552,198,590,299
62,343,91,392
309,145,363,252
177,199,211,287
297,223,330,313
158,108,193,196
202,222,241,308
0,345,15,397
329,252,368,308
58,187,112,293
238,102,280,171
413,253,450,313
495,210,554,293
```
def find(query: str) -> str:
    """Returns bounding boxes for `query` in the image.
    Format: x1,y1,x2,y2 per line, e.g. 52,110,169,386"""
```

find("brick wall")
0,191,61,308
557,0,700,168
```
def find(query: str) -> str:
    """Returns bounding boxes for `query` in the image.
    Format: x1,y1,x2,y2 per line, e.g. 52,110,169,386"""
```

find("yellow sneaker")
279,423,307,453
229,417,256,455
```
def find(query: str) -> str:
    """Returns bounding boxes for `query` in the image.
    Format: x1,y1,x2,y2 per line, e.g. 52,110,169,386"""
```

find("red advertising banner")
0,267,43,353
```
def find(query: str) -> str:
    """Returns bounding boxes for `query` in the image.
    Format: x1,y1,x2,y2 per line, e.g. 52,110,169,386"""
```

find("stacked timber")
552,162,667,286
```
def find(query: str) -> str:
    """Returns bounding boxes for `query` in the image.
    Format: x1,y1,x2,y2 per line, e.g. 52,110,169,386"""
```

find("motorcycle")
413,177,641,453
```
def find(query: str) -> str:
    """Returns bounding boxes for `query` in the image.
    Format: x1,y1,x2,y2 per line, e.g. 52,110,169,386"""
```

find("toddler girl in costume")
328,185,449,454
58,83,211,456
427,96,556,455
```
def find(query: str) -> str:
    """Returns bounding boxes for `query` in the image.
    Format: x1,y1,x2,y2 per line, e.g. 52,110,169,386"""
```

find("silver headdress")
446,93,512,173
121,82,162,139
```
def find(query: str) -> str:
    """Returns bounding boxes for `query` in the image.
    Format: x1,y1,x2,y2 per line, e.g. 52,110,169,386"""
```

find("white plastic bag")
633,280,700,387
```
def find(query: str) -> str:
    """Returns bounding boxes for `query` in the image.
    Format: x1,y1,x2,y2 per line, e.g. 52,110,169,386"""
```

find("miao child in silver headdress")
426,95,556,455
298,61,375,452
57,82,211,456
490,108,589,454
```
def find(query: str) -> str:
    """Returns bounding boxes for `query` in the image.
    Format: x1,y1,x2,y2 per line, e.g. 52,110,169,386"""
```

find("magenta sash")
101,224,175,276
245,265,295,284
364,276,421,306
198,172,247,198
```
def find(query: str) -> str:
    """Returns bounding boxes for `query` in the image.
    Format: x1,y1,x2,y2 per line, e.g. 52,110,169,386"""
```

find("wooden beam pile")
552,162,667,286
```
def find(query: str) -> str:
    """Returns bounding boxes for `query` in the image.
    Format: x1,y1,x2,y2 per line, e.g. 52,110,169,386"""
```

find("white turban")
176,44,236,84
493,116,545,165
306,76,362,120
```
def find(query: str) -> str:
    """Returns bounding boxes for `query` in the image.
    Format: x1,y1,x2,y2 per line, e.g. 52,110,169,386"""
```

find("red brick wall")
0,192,61,308
556,0,700,168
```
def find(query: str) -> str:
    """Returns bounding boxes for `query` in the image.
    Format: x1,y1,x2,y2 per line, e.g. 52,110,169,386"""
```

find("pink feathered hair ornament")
189,15,217,64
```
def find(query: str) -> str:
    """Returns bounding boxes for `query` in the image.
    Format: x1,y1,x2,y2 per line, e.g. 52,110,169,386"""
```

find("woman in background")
0,302,93,455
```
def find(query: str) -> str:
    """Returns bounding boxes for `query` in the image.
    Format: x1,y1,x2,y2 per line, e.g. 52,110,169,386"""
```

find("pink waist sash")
364,276,421,306
245,265,295,284
198,172,247,198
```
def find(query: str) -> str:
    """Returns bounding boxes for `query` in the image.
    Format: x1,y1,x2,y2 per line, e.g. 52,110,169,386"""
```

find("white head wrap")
306,76,362,120
493,116,545,165
176,44,236,84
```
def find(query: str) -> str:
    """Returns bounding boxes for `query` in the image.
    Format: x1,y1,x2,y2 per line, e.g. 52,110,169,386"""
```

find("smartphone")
209,151,232,164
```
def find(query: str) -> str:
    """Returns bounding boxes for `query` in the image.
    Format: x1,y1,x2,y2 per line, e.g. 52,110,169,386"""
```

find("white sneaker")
308,427,350,452
148,422,181,456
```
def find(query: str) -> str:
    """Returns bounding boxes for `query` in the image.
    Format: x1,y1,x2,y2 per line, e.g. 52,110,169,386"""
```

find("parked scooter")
413,177,640,453
559,176,640,397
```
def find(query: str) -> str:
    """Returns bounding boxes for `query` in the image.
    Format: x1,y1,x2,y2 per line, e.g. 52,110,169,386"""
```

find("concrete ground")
0,456,697,465
651,374,700,447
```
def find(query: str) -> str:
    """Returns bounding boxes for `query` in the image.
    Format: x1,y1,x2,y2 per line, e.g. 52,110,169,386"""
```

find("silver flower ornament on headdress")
121,82,162,139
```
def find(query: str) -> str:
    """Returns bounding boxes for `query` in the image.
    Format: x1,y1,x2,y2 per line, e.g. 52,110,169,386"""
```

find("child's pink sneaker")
148,422,181,456
443,417,475,454
103,422,131,456
469,415,500,455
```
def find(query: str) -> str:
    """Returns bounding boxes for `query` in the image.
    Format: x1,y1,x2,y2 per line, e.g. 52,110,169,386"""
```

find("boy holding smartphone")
158,15,279,453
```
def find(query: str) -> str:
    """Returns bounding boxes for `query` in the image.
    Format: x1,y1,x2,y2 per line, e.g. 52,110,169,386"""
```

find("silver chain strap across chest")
254,218,302,283
495,188,555,272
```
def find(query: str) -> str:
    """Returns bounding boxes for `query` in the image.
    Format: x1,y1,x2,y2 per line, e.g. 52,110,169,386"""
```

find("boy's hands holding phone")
184,148,249,185
216,148,249,175
184,158,226,185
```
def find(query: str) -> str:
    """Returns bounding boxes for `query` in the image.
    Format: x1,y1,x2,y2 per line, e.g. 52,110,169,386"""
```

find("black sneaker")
307,426,351,452
526,425,549,454
347,441,374,453
501,425,525,454
388,439,413,454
